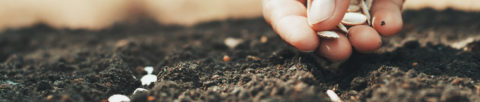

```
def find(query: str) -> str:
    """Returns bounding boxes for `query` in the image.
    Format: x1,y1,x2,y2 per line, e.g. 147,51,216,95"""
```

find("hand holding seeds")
263,0,404,61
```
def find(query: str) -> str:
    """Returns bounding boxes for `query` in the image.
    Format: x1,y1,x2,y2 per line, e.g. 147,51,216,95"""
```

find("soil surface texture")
1,9,480,102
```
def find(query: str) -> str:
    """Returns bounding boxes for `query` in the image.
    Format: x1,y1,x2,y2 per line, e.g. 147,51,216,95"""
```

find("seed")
223,55,231,62
144,66,154,74
360,0,372,25
326,90,343,102
337,24,348,33
108,94,130,102
141,74,157,86
224,37,244,49
341,12,367,26
317,31,340,39
347,5,360,12
132,88,148,95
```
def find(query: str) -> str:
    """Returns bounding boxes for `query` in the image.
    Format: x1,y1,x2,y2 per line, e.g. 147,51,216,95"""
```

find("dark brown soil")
1,9,480,102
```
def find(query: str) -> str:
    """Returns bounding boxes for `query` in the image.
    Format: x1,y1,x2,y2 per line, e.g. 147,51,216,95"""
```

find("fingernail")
307,0,335,25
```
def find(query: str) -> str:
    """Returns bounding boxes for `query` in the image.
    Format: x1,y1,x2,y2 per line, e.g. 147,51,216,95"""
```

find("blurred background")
0,0,479,32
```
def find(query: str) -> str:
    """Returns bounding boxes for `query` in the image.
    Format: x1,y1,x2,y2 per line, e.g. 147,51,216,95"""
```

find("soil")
1,9,480,102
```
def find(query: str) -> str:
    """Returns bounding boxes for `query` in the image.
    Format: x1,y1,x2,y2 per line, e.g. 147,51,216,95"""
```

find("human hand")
262,0,404,61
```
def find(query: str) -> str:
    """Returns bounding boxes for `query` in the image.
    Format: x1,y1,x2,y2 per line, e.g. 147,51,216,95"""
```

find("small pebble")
108,94,131,102
412,62,418,66
147,96,155,101
451,77,462,85
223,55,231,62
46,95,54,101
260,36,268,43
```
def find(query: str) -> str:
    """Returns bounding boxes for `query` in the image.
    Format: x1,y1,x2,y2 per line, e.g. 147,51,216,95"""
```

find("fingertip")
275,16,319,52
348,25,382,53
371,1,403,36
318,34,352,61
309,0,349,31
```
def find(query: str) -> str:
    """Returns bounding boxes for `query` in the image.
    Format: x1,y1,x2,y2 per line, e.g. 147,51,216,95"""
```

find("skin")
263,0,404,61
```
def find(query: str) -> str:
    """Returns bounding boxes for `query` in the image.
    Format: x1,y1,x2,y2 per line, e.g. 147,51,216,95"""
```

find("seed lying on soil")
140,66,157,86
132,88,148,95
326,90,343,102
341,12,367,26
224,37,244,49
108,94,130,102
317,31,340,39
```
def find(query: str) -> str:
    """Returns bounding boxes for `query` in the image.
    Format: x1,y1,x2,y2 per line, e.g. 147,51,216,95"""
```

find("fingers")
348,25,382,53
371,0,404,36
308,0,350,31
263,0,318,52
263,0,306,25
317,33,352,61
275,16,319,52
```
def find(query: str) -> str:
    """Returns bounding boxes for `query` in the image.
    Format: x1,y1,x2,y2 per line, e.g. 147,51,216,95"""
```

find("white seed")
317,31,340,39
132,88,148,95
347,5,360,12
360,0,372,25
141,74,157,86
108,94,131,102
224,37,244,49
337,24,348,33
341,12,367,26
144,66,154,74
326,90,343,102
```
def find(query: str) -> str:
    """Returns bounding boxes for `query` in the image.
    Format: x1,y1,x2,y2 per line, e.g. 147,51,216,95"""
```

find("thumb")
307,0,349,31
